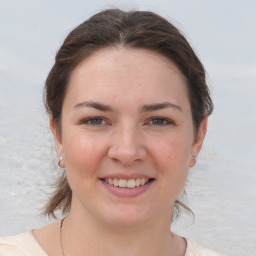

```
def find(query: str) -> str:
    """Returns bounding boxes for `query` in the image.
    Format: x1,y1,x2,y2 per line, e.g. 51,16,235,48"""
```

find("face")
51,47,207,229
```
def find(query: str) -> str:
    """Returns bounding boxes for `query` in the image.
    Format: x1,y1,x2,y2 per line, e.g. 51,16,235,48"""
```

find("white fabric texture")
0,231,226,256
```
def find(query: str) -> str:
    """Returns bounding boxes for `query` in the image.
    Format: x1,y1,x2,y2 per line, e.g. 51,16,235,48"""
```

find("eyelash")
81,117,174,127
146,117,174,126
81,117,107,126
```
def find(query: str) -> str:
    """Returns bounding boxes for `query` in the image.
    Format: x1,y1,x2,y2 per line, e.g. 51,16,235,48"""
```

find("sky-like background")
0,1,256,255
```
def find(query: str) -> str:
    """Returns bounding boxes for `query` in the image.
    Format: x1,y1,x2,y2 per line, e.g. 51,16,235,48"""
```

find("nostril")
108,149,144,165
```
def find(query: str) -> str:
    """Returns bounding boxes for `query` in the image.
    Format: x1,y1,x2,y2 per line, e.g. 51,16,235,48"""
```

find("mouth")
101,177,155,189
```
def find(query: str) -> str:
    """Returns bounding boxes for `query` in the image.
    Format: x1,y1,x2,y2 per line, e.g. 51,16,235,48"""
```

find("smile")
103,178,151,188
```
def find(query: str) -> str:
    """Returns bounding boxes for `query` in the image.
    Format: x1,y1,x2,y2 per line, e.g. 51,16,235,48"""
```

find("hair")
43,8,213,219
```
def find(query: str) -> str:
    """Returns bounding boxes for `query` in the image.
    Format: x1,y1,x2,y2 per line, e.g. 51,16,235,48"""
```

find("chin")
96,203,159,230
104,214,151,230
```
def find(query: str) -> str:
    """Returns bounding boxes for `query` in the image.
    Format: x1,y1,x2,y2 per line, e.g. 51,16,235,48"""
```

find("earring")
192,154,196,163
58,156,64,168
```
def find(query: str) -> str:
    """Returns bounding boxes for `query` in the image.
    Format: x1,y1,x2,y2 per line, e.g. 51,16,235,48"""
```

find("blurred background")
0,1,255,255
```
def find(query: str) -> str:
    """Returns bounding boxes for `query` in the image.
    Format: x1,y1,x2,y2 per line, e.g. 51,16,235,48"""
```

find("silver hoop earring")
58,156,63,168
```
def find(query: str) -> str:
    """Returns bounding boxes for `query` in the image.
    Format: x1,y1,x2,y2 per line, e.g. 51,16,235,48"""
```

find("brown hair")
44,8,213,219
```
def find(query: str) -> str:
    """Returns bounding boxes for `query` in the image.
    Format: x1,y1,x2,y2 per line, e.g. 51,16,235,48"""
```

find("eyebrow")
74,101,113,111
140,102,183,112
74,101,182,112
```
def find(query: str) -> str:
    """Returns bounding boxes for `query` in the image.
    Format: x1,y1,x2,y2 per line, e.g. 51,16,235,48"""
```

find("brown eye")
82,117,106,125
149,118,173,125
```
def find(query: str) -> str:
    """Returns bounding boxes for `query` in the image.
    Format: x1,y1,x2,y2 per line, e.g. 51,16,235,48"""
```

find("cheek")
63,132,107,179
151,134,192,194
154,134,192,169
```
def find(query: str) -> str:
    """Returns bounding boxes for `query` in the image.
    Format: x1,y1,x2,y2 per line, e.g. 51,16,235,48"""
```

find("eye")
147,117,174,126
81,117,106,126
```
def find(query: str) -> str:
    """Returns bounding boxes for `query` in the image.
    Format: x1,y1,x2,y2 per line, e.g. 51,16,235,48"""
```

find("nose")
108,124,147,166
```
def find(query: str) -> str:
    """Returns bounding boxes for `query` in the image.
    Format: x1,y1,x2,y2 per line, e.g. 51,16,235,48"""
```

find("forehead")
65,47,190,110
71,46,186,83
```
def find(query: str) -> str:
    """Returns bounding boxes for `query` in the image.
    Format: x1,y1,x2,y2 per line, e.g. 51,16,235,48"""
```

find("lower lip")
100,179,154,198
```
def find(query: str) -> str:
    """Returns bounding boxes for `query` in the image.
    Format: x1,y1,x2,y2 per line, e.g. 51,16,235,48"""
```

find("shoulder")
0,231,47,256
185,239,227,256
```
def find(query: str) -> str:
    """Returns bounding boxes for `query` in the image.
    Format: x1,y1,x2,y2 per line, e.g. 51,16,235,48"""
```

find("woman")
0,9,225,256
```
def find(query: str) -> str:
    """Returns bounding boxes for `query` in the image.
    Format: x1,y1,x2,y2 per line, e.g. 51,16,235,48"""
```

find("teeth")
113,178,119,187
135,178,141,187
104,178,150,188
118,179,127,188
127,179,135,188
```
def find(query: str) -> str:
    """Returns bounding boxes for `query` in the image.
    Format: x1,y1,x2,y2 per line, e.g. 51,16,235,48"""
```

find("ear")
189,117,208,167
49,115,64,160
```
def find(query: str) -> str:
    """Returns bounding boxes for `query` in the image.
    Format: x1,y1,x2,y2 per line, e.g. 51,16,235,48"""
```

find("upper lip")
100,173,155,180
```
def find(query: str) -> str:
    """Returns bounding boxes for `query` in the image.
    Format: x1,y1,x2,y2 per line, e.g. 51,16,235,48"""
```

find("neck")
61,207,185,256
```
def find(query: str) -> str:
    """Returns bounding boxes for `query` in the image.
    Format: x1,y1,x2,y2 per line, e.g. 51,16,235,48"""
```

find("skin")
33,47,207,256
